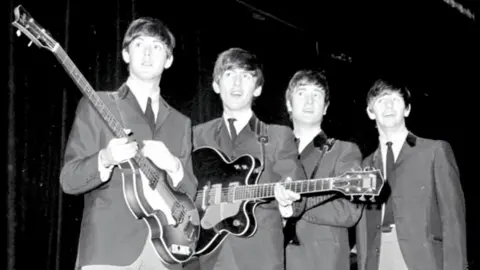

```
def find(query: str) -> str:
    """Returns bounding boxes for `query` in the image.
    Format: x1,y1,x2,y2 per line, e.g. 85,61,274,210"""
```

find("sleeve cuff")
279,204,294,218
98,150,114,182
167,157,184,187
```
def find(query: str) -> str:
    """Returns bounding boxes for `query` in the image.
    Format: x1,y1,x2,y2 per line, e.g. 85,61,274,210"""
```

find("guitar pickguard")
201,201,242,229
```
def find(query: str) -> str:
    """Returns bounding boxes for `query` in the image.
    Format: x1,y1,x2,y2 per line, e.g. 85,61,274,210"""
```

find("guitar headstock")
11,5,58,51
333,168,385,202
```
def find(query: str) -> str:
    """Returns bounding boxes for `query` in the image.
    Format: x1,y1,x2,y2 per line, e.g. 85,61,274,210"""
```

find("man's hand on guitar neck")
274,177,301,218
141,140,184,187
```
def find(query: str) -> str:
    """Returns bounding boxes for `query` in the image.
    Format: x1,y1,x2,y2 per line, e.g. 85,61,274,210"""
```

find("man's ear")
212,81,220,94
164,55,173,69
366,106,376,120
404,104,411,117
286,99,292,113
323,103,329,115
253,86,263,97
122,49,130,64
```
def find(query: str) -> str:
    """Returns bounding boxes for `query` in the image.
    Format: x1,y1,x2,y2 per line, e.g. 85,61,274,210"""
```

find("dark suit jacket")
286,132,364,270
60,84,197,268
191,115,306,270
356,133,466,270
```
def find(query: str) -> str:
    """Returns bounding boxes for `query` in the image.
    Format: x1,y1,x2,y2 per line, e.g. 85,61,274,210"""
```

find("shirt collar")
126,77,160,111
222,109,253,134
379,128,409,148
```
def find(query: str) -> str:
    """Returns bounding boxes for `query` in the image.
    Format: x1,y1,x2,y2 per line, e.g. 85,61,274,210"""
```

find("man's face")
213,68,262,112
122,35,173,81
287,84,328,126
367,90,410,129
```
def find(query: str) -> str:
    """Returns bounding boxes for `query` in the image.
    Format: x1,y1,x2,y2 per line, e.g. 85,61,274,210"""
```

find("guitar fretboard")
54,45,163,189
197,177,353,204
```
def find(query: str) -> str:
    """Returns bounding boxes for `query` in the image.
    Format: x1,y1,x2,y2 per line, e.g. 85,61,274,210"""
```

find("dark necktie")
227,118,237,143
145,97,156,132
382,141,395,230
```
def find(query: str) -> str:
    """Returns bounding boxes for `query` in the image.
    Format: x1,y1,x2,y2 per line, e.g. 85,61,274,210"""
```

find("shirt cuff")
98,150,114,182
167,157,184,187
279,204,293,218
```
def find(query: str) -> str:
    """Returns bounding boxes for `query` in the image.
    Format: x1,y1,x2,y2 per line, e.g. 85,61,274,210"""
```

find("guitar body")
120,160,200,264
191,147,262,256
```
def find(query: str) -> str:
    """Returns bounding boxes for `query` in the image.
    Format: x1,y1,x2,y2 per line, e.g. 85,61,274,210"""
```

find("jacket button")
376,225,381,229
375,248,379,253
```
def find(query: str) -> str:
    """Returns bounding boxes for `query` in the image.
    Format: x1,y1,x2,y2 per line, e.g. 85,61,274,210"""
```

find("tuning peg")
28,41,33,47
16,30,21,37
349,195,354,202
370,197,376,203
359,195,366,201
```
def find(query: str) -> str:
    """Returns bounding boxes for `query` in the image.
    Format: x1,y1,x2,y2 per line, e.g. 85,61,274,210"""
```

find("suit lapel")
299,142,315,176
393,132,417,170
116,85,153,139
235,115,257,147
299,131,332,178
153,96,171,133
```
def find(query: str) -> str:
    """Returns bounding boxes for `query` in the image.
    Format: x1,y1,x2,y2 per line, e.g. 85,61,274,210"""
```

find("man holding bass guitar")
60,17,198,270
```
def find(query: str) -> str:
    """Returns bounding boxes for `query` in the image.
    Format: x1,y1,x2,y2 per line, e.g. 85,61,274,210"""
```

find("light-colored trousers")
81,241,182,270
378,226,409,270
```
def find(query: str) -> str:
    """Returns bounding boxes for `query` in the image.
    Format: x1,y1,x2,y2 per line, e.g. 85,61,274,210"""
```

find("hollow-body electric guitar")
12,5,200,265
191,146,384,256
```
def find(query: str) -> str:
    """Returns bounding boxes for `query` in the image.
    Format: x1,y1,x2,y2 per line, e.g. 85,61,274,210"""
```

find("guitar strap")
254,118,268,177
309,137,336,179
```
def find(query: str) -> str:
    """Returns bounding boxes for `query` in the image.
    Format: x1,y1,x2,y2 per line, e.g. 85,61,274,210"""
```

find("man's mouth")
302,107,314,113
231,91,243,97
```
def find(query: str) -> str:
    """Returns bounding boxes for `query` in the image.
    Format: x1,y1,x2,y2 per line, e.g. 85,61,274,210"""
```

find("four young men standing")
60,16,466,270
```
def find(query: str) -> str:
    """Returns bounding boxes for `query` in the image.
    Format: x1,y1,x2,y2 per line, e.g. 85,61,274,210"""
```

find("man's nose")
385,99,394,108
144,46,152,56
234,75,242,86
305,94,314,104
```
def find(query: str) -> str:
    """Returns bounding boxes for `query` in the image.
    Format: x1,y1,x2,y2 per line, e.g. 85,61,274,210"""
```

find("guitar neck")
53,45,163,188
202,177,340,204
235,178,336,201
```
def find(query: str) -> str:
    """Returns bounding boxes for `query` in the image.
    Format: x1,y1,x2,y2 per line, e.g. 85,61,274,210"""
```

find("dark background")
5,0,477,269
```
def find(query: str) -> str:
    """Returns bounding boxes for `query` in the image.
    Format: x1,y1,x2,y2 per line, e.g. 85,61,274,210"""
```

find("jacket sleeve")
433,140,467,270
302,142,364,227
272,126,307,218
60,97,108,195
